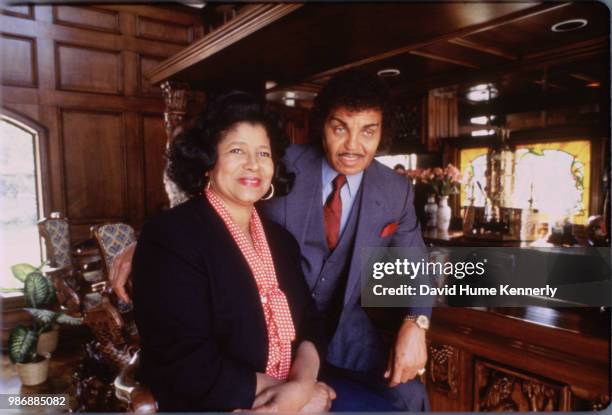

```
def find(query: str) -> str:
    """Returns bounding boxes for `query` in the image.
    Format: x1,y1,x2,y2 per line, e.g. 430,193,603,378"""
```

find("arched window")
0,113,46,293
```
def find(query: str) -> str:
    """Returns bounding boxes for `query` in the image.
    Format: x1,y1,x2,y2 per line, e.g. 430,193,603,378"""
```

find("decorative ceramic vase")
424,195,438,228
437,195,451,231
15,355,50,386
37,326,59,355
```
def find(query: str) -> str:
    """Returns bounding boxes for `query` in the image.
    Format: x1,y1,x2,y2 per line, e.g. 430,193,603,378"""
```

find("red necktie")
324,174,347,251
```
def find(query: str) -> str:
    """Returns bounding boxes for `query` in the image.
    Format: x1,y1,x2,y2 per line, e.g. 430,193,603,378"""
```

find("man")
111,71,430,410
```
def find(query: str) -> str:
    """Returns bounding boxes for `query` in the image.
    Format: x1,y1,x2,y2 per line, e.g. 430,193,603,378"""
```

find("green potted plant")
4,264,82,385
8,325,49,385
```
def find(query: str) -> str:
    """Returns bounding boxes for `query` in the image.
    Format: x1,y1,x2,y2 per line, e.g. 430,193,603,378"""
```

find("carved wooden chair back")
38,212,72,269
92,223,136,277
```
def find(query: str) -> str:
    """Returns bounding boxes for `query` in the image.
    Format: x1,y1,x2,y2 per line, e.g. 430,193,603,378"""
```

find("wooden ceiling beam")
448,38,517,60
306,2,571,83
409,50,480,69
147,4,303,85
397,36,608,97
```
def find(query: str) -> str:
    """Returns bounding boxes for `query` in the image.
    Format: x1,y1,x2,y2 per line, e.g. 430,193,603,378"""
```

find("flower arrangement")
407,164,462,196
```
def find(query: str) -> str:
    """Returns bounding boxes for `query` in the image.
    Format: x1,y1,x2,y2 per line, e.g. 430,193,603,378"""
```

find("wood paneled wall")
1,4,203,241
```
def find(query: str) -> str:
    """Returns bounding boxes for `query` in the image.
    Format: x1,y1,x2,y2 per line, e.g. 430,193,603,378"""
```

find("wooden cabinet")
425,307,610,411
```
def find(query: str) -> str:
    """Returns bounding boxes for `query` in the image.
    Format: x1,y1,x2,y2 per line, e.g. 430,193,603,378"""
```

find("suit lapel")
285,147,322,248
343,162,387,306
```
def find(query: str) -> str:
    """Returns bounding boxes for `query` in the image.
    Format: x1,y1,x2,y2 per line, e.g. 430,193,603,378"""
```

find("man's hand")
109,242,136,303
300,382,336,412
384,320,427,387
251,380,314,412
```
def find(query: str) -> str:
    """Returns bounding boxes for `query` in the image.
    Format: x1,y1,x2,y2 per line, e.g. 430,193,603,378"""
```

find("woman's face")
208,122,274,209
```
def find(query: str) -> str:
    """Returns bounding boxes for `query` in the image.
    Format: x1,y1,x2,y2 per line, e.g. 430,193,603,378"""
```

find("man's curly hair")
309,70,395,151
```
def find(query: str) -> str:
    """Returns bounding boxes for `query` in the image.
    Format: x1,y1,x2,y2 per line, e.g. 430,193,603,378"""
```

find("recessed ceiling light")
467,84,498,102
471,129,496,137
265,81,278,90
551,19,588,33
470,115,496,125
377,68,401,77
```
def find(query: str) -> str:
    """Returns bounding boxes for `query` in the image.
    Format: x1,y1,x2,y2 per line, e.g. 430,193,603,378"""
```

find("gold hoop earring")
205,179,211,191
261,184,275,201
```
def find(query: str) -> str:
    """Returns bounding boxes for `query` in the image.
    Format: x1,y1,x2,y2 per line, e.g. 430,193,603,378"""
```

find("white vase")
424,195,438,228
437,195,451,231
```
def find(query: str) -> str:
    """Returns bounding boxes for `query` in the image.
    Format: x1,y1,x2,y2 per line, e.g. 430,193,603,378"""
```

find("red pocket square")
380,222,399,238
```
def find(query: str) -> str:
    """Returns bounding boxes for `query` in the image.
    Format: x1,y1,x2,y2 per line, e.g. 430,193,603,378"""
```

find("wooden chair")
92,223,136,278
38,213,105,311
87,222,156,412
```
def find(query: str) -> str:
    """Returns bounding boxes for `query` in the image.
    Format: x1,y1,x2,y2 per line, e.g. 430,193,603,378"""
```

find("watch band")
404,314,430,330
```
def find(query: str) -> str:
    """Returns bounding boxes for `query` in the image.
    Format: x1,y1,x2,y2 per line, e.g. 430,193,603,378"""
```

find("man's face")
322,106,382,176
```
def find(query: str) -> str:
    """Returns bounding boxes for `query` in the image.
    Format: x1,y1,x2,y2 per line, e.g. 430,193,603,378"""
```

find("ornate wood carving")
160,80,189,140
428,343,459,398
475,360,570,411
160,81,190,207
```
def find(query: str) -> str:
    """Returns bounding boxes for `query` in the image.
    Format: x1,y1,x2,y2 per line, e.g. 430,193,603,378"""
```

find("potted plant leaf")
4,263,83,385
8,325,49,386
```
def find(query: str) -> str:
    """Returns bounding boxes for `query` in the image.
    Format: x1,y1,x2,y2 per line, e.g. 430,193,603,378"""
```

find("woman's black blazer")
132,196,327,412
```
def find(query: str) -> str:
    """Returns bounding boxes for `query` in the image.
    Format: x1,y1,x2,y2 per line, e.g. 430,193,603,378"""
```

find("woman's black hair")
166,91,294,198
309,70,396,151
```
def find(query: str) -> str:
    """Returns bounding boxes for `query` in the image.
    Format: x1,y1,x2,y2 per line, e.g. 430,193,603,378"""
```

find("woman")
132,92,333,412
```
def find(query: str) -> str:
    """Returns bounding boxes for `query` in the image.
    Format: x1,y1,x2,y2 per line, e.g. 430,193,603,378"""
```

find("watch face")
417,315,430,329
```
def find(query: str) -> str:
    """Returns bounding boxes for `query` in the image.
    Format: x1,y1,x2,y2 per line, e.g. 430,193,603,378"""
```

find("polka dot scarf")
205,189,296,380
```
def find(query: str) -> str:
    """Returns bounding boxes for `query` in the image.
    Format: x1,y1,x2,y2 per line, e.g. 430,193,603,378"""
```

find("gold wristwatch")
404,314,430,330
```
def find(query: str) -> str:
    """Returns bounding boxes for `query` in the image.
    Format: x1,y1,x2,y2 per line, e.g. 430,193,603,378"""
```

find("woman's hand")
300,382,336,412
251,380,314,412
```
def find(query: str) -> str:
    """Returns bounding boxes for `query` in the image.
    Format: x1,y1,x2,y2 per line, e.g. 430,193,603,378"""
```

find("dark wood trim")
0,4,34,20
136,53,170,97
54,41,124,96
410,50,479,69
448,37,517,61
308,2,572,82
52,5,120,34
590,138,606,217
0,32,38,88
147,4,303,85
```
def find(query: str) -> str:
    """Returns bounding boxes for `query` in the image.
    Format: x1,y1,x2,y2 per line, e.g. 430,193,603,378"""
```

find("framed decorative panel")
60,109,127,221
1,33,37,87
136,16,193,45
55,42,123,95
53,6,120,33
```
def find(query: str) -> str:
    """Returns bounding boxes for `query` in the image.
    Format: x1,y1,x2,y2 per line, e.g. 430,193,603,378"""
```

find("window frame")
446,125,607,220
1,107,51,307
